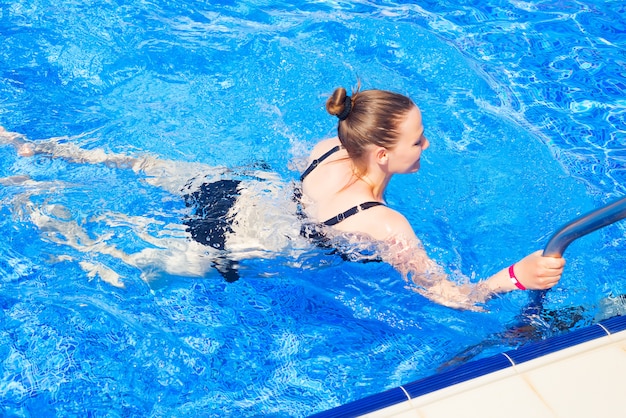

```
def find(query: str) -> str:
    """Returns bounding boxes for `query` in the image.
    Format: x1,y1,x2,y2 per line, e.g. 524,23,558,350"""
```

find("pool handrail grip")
543,196,626,257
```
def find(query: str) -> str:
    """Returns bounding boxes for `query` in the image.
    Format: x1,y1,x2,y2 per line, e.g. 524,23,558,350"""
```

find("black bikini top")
322,201,384,226
300,145,343,182
300,144,385,226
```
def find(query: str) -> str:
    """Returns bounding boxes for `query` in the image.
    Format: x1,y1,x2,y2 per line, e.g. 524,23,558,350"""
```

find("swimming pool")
0,0,624,416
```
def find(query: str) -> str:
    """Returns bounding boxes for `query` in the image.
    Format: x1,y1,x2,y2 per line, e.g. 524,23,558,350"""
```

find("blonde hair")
326,85,415,174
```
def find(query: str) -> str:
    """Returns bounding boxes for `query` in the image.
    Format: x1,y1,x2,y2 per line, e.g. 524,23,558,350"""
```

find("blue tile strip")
309,387,410,418
402,353,512,399
310,315,626,418
600,314,626,333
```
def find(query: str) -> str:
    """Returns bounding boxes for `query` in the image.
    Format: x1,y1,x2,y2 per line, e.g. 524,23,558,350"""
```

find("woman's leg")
26,200,216,284
0,126,137,166
0,126,227,195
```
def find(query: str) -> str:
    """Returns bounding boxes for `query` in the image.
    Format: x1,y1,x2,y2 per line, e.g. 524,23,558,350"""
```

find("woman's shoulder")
377,205,415,237
342,204,416,242
309,137,341,159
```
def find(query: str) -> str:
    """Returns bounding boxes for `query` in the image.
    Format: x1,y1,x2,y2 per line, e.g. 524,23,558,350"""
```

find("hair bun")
336,96,352,121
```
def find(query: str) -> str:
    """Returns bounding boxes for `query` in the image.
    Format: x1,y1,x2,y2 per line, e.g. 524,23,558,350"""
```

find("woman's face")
387,105,430,174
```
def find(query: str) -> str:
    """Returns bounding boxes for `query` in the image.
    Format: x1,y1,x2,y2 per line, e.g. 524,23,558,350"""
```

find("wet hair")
326,85,415,173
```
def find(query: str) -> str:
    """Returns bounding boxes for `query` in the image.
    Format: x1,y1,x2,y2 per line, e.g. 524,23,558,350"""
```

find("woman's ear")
375,147,389,165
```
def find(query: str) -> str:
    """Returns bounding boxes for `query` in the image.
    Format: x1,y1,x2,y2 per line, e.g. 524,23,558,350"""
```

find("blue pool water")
1,0,625,416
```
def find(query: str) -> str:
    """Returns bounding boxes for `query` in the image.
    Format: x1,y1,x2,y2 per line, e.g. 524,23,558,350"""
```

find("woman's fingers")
516,251,567,290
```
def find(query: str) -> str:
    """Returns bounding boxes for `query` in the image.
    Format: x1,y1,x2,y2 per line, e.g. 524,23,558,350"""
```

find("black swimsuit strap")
300,145,343,182
323,201,385,226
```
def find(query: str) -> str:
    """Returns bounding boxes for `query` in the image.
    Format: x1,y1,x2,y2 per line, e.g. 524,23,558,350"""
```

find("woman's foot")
0,126,35,157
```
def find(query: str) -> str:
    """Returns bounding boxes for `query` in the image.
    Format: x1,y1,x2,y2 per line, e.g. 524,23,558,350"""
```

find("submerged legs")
0,126,226,284
1,126,301,286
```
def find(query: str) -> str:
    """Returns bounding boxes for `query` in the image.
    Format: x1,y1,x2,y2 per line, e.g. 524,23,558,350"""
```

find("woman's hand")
512,250,566,290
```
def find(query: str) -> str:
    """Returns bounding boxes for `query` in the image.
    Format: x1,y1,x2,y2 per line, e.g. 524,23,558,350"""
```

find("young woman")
299,86,566,309
0,85,565,309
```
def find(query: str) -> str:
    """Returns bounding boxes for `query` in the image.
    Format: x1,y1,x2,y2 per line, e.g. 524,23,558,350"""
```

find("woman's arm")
384,236,565,310
380,210,566,310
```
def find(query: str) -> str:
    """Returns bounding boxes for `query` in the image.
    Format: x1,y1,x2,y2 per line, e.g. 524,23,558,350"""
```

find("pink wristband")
508,264,526,290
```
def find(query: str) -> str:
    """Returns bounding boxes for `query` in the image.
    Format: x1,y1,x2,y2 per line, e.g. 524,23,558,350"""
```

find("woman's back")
300,137,404,241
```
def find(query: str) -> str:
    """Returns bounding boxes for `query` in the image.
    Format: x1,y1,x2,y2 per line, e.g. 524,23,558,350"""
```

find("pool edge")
309,314,626,417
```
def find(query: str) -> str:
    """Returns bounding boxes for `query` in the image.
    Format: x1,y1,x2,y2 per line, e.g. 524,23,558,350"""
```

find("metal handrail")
543,196,626,257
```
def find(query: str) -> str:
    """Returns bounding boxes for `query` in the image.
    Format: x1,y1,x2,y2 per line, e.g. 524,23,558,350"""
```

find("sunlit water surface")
0,0,624,416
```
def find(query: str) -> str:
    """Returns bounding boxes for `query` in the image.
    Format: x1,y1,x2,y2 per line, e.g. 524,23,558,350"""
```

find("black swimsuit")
300,144,385,226
182,179,242,282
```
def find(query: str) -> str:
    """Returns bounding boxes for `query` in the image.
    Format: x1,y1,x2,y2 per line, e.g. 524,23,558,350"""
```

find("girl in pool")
0,85,565,309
